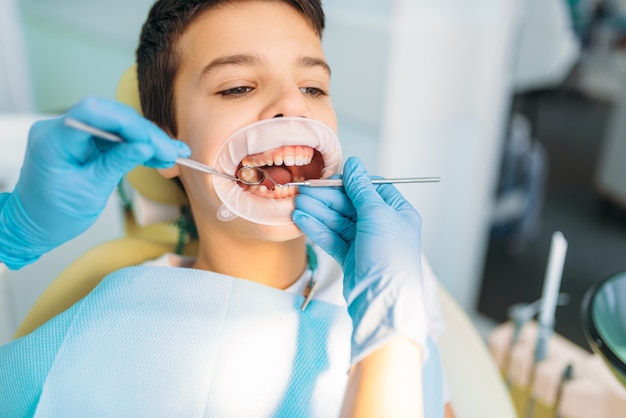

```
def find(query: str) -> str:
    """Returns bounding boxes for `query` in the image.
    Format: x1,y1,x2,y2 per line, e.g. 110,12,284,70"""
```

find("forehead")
176,1,322,57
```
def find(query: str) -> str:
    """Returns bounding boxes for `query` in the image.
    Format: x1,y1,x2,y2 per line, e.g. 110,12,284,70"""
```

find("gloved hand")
0,96,190,270
293,157,429,366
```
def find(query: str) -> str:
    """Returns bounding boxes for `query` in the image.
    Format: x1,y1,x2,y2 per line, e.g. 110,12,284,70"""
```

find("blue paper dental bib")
0,266,444,417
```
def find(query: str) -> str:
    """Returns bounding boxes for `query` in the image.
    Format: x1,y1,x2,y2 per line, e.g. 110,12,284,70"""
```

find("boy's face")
161,0,337,241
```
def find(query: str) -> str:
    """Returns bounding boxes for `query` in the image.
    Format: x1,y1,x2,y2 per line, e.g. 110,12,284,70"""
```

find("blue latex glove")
0,97,190,270
293,157,429,366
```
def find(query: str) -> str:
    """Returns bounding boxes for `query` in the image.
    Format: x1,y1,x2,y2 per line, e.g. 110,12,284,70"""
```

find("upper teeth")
241,145,314,167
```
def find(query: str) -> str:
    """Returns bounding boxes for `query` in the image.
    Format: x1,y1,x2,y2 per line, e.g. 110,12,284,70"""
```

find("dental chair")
13,66,516,418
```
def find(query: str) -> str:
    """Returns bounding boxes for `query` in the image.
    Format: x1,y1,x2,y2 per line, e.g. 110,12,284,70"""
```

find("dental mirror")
235,166,269,185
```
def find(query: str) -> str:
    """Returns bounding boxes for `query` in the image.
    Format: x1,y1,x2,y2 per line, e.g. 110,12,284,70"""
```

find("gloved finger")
66,97,151,144
65,97,190,163
143,121,191,167
295,184,356,220
93,142,157,183
375,182,422,220
294,193,356,243
292,209,350,264
341,157,387,215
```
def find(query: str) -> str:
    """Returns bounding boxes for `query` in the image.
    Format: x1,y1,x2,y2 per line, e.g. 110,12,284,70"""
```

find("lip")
213,117,341,182
211,117,342,226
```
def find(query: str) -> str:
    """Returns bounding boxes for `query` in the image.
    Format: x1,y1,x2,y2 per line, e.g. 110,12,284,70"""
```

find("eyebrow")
299,56,332,77
198,53,332,82
199,54,263,81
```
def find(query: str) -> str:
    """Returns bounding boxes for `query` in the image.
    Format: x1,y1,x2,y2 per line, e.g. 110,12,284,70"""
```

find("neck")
192,231,308,290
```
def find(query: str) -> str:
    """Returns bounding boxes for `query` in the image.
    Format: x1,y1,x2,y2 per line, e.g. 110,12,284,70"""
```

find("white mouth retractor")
212,117,342,226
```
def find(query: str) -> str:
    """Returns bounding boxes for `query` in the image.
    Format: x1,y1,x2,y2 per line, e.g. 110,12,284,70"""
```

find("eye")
300,87,327,97
219,86,254,98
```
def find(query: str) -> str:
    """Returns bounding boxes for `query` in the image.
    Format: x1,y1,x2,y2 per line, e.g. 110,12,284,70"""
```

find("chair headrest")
115,65,189,217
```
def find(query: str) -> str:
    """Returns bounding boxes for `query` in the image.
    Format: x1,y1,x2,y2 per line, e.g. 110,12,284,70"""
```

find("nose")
260,83,312,120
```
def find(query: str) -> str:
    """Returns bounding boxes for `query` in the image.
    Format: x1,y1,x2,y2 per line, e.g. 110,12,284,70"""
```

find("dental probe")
64,118,240,182
283,177,440,187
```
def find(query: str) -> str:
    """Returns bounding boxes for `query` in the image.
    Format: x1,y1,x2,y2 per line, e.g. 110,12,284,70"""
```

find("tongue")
262,165,292,188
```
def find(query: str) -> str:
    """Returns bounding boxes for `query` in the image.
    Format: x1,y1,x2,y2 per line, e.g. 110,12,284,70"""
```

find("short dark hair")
136,0,325,136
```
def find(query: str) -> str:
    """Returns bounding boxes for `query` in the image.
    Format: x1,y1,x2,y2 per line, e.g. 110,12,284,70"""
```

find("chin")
252,221,306,243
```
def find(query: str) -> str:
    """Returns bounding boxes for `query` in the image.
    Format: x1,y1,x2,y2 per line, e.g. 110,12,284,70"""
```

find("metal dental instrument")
281,177,440,187
526,231,569,418
555,363,574,418
64,118,266,185
224,166,441,188
241,167,441,187
65,118,440,187
504,293,570,388
535,231,568,364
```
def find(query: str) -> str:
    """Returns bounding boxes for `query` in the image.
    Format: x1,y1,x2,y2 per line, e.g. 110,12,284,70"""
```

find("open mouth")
236,145,325,197
211,117,342,225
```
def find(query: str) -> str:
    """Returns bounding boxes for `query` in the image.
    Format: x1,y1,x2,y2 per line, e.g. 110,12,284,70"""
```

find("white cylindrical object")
538,231,568,327
0,0,34,112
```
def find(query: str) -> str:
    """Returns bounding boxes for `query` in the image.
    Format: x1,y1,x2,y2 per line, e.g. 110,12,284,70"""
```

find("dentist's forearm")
340,337,424,418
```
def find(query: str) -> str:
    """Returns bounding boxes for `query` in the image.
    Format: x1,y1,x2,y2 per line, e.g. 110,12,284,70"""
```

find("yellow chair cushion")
14,65,197,338
14,238,176,338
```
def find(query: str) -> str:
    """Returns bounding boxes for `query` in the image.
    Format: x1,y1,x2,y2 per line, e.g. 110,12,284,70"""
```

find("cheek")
317,105,338,133
182,124,224,166
182,113,256,165
175,95,223,157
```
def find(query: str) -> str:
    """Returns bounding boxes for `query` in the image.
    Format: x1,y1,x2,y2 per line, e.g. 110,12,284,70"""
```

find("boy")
0,0,451,416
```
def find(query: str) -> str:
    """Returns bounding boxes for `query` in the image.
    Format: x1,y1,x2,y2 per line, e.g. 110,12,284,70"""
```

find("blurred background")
1,0,625,351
